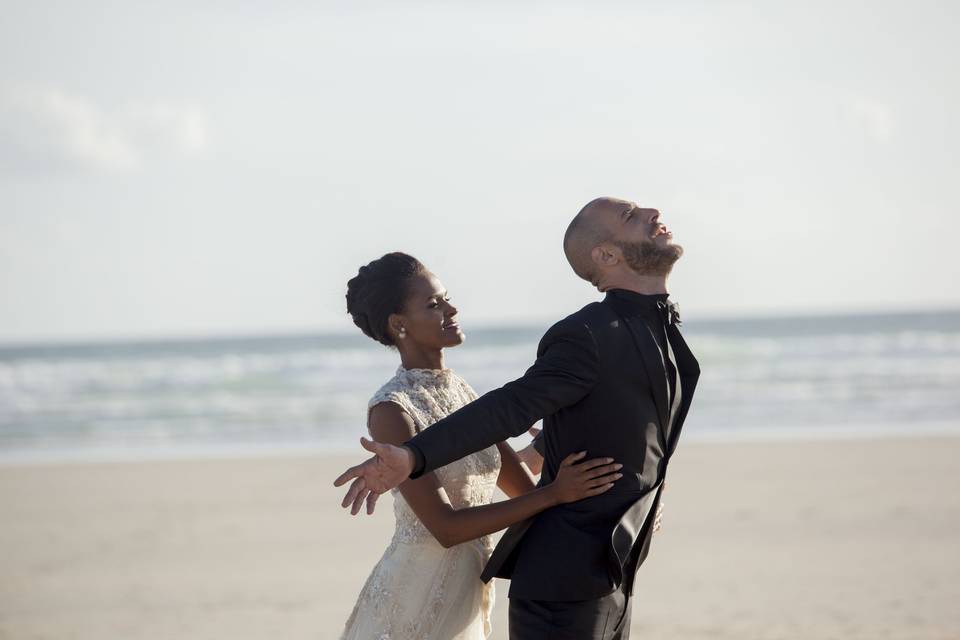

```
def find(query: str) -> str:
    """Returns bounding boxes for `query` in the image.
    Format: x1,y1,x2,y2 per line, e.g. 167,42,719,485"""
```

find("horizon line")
2,303,959,351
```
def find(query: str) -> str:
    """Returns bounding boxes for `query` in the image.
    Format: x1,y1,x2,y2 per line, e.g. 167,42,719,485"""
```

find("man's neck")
599,272,670,295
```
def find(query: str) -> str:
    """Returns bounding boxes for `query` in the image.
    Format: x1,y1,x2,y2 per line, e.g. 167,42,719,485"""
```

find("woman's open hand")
547,451,622,504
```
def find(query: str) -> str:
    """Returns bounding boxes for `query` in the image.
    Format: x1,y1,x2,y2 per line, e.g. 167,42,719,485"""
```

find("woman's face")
392,271,464,349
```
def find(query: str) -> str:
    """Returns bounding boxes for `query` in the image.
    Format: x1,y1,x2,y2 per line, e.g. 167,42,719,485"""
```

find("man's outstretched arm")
333,318,600,513
406,320,600,477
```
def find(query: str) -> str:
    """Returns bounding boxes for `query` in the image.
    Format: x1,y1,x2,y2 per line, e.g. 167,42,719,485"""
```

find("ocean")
1,309,959,464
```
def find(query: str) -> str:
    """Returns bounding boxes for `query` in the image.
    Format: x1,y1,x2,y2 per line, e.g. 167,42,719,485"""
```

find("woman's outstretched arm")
366,402,620,548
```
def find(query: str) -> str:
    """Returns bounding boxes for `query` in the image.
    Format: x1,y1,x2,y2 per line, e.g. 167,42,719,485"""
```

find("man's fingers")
340,477,365,508
360,436,394,458
365,491,380,515
333,463,363,487
340,477,366,509
560,451,587,467
351,488,370,516
527,426,542,438
360,436,381,454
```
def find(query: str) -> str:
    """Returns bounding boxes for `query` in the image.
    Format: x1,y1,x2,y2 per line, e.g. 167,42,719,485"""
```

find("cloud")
845,96,895,144
0,88,208,176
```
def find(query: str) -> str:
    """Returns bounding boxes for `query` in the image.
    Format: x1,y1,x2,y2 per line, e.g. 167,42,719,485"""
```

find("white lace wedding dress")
339,365,502,640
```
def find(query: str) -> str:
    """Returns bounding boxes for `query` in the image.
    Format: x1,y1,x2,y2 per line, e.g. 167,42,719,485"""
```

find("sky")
1,0,958,344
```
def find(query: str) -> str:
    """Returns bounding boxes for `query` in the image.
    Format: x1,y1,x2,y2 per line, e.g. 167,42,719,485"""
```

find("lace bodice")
341,365,501,639
368,365,502,548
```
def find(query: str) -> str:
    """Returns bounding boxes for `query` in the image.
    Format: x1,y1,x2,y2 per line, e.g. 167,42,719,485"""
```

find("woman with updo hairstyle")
346,252,428,348
339,252,623,640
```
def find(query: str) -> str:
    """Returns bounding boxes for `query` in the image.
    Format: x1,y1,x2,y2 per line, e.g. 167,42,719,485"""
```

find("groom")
335,197,700,639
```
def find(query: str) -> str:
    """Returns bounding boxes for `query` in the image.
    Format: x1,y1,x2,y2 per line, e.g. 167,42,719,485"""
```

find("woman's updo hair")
346,252,427,347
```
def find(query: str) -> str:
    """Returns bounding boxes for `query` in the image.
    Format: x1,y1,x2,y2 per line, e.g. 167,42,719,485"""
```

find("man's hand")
333,437,416,515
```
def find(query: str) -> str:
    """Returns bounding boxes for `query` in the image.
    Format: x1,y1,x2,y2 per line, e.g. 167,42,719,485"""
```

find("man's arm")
333,318,601,512
406,318,600,478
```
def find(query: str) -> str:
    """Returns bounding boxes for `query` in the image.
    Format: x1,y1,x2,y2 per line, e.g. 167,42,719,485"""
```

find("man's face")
603,201,684,276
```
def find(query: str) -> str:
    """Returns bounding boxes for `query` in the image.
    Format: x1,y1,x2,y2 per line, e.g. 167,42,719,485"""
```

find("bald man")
335,197,700,639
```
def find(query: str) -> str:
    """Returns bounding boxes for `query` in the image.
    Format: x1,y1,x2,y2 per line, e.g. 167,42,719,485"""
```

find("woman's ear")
387,312,406,341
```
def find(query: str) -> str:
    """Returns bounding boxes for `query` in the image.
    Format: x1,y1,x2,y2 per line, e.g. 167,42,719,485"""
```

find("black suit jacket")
405,290,700,601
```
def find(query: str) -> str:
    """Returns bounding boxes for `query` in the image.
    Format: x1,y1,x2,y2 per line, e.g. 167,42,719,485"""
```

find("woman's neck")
399,346,445,371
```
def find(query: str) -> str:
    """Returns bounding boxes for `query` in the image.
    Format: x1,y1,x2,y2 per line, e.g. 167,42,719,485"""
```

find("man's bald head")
563,197,631,284
564,197,683,287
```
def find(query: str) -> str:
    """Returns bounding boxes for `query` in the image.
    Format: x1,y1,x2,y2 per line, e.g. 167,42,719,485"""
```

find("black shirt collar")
604,288,670,318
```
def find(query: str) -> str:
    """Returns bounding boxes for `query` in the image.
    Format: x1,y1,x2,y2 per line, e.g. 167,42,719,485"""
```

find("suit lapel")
664,331,682,441
665,324,700,457
622,315,670,434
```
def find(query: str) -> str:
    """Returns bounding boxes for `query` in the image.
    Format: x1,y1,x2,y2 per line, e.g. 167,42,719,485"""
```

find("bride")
338,252,623,640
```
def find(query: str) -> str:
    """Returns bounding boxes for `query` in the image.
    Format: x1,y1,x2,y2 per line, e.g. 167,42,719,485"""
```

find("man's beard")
615,239,684,276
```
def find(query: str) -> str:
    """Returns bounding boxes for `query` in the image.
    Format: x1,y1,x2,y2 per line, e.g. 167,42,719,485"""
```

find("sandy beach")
1,436,958,639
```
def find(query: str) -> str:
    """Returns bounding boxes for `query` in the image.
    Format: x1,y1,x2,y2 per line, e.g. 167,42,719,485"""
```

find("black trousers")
508,582,633,640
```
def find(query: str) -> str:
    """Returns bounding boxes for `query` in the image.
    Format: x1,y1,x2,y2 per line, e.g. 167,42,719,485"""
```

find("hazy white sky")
1,0,957,344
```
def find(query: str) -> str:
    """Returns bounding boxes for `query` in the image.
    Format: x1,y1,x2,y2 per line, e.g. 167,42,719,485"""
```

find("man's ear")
591,244,618,268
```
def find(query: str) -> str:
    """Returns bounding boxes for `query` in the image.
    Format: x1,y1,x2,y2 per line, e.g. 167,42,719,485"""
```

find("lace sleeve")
367,389,425,434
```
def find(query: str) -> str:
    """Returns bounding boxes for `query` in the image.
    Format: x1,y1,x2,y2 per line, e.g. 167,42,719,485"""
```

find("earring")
398,328,407,339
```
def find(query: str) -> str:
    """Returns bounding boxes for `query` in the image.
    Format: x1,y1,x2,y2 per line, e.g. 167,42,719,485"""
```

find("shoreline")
3,422,959,467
